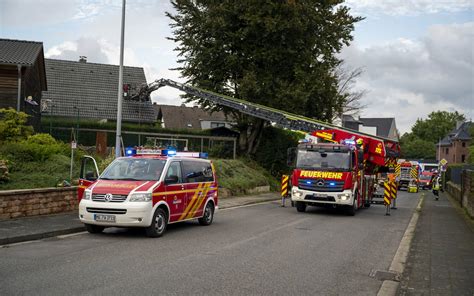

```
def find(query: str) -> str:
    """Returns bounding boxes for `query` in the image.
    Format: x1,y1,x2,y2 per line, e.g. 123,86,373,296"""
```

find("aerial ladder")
130,78,400,166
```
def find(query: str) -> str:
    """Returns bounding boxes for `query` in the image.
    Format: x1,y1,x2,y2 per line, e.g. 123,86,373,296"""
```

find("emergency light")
125,147,137,156
134,148,208,159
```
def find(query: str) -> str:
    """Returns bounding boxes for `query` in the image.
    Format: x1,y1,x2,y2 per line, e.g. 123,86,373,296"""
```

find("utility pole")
115,0,126,158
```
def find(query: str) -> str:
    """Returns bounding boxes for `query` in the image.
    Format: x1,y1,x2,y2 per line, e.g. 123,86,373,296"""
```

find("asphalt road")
0,192,420,295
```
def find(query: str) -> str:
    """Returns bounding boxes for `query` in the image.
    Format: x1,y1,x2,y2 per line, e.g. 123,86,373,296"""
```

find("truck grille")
305,195,336,202
298,179,345,192
86,208,127,214
92,194,128,202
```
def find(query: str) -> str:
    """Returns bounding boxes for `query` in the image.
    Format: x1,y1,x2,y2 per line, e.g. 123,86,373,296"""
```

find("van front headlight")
129,193,152,202
82,190,91,200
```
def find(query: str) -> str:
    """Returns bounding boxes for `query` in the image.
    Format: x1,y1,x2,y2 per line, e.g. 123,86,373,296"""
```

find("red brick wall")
0,187,78,221
438,140,470,164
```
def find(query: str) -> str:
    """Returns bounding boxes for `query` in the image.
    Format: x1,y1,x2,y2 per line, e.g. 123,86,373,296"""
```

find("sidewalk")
0,192,279,246
398,191,474,295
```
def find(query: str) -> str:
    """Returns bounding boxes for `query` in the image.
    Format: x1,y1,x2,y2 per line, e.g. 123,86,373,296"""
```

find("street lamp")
115,0,126,158
73,106,80,144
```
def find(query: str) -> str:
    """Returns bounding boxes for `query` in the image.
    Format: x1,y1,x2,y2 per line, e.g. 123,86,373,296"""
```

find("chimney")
79,56,87,63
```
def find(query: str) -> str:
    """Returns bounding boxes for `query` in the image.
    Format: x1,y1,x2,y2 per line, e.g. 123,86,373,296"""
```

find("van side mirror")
287,147,296,167
165,175,179,185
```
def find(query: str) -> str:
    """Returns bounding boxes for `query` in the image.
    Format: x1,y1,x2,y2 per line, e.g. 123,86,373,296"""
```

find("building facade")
0,39,47,130
437,121,472,163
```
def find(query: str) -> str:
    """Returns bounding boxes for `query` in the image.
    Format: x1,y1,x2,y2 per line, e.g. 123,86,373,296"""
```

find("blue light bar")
199,152,208,159
306,181,312,184
329,182,336,186
125,147,136,156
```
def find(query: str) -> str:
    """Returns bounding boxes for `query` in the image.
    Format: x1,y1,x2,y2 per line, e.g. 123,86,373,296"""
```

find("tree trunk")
237,118,265,155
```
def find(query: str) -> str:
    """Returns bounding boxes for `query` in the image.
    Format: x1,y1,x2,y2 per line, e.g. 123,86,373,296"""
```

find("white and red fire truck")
289,129,400,215
77,149,218,237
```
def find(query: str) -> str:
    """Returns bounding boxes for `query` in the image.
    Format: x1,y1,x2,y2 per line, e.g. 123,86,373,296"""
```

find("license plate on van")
94,214,116,223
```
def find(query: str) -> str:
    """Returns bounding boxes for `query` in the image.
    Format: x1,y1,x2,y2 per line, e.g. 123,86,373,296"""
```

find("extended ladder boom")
131,78,400,164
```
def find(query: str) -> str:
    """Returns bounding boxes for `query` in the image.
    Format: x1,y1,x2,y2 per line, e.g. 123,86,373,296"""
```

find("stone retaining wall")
0,187,78,221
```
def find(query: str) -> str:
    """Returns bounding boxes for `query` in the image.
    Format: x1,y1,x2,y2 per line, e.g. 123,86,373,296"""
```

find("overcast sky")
1,0,472,134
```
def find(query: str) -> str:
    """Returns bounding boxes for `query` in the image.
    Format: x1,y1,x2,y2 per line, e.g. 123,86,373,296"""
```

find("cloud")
0,0,77,27
45,37,109,63
341,22,474,133
344,0,474,16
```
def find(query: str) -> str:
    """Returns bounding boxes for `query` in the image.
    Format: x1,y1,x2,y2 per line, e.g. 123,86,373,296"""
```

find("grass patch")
0,154,81,190
213,158,279,196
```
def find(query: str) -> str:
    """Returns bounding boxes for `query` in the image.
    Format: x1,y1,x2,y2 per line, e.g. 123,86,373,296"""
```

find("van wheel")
146,208,167,237
85,224,104,234
198,202,214,226
296,202,306,212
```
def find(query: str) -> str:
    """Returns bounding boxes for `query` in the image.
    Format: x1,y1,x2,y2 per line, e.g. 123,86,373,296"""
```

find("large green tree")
167,0,362,154
400,111,466,160
410,111,465,143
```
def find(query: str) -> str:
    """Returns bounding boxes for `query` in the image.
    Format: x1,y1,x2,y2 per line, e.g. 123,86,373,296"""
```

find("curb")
0,227,85,246
219,197,280,210
377,192,425,296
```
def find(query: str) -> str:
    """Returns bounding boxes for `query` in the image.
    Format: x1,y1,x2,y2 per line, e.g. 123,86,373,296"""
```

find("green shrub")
0,159,9,183
468,146,474,165
0,108,34,142
253,126,300,177
26,133,58,145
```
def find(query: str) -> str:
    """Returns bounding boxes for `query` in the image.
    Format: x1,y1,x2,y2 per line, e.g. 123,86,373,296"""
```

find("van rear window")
182,161,214,183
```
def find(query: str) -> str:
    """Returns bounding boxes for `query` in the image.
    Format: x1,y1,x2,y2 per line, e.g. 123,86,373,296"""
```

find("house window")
462,142,466,147
462,155,465,162
445,148,449,154
210,122,225,128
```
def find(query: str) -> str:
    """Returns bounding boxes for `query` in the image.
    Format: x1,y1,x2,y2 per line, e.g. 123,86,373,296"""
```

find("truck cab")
289,142,369,215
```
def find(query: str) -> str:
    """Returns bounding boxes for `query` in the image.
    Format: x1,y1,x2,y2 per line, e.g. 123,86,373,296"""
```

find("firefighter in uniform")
432,175,440,200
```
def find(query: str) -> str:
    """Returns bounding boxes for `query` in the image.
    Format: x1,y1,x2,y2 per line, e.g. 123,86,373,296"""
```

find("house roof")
359,117,395,138
0,38,44,66
155,104,231,130
438,121,472,146
42,58,156,123
342,114,362,124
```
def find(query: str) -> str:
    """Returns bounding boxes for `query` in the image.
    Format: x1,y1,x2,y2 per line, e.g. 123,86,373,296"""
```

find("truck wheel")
346,193,358,216
85,224,104,234
296,202,306,212
145,208,167,238
198,202,214,226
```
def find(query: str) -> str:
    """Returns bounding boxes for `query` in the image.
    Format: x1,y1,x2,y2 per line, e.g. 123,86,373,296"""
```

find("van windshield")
100,158,167,181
